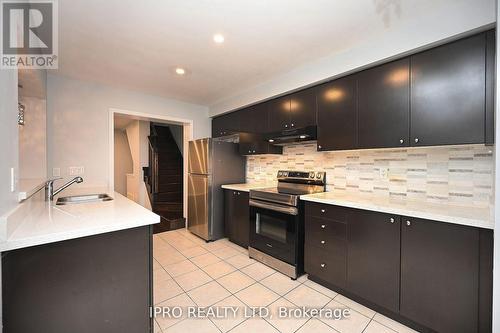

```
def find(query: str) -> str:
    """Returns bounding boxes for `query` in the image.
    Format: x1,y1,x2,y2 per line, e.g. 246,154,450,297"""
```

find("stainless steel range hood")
266,126,317,145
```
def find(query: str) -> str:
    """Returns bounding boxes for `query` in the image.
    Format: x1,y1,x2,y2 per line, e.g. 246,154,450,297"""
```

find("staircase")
145,124,185,233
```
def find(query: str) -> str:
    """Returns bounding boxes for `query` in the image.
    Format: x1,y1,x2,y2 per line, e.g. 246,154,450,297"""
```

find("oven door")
249,199,298,265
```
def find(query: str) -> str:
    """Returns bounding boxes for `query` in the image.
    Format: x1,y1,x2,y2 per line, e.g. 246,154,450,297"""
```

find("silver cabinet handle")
406,220,411,226
414,138,419,143
399,139,404,144
252,150,256,153
233,191,236,195
320,240,326,244
390,218,395,223
321,209,326,213
321,224,326,229
248,150,251,153
318,145,322,149
320,263,326,268
237,192,241,195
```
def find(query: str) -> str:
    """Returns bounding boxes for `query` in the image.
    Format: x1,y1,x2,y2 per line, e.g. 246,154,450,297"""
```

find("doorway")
109,108,193,232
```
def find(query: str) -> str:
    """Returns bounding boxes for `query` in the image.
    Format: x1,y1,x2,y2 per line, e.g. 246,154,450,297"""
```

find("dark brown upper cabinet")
358,58,410,149
268,88,316,132
485,30,495,144
410,32,488,146
238,138,282,156
212,112,240,138
317,76,357,151
268,96,292,132
239,103,269,134
290,88,317,129
400,217,480,333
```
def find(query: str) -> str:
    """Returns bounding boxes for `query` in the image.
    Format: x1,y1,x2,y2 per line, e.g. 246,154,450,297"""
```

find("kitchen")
0,1,499,333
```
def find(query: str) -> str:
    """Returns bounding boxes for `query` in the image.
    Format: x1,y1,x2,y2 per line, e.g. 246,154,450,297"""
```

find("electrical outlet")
53,168,61,177
69,166,85,176
379,167,389,180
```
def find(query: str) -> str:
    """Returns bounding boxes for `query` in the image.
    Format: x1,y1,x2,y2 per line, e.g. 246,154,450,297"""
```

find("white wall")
46,74,210,188
209,1,496,115
124,119,150,205
0,69,18,333
138,121,150,206
113,130,132,196
18,96,47,180
0,70,19,216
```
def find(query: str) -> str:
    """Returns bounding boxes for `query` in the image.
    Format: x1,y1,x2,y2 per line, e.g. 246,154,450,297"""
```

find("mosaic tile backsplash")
246,144,494,208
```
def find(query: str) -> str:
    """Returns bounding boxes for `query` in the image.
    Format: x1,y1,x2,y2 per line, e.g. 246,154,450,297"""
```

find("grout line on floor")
154,230,413,333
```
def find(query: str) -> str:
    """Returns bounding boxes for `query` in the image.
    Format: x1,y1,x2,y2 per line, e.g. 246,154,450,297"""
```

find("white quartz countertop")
0,187,160,252
221,183,276,192
301,192,494,230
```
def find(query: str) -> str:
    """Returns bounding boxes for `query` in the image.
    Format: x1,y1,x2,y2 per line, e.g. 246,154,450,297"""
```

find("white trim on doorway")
108,108,193,220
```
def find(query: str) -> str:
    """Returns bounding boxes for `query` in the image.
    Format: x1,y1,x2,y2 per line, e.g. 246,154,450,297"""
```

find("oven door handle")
249,199,299,216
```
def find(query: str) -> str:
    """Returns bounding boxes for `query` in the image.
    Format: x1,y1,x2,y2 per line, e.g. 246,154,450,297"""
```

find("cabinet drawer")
305,243,347,288
306,216,346,240
305,202,349,222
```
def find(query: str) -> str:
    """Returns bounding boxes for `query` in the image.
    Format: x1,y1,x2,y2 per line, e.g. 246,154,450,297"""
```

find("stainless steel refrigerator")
188,138,245,241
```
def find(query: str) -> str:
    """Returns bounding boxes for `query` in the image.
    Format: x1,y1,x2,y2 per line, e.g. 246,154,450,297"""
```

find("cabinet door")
212,117,224,138
400,217,479,333
410,33,487,146
224,190,233,239
212,112,240,138
348,210,400,312
268,96,291,132
358,58,410,149
290,87,316,128
234,191,250,248
2,227,152,333
239,104,269,134
317,76,357,151
238,137,283,156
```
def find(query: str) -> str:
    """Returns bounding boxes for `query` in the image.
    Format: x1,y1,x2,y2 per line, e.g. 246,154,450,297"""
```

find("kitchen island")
1,188,159,333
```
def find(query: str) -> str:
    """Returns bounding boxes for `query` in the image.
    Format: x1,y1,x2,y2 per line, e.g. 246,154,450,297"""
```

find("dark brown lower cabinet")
304,216,347,289
348,210,400,312
2,226,153,333
224,190,249,248
400,217,480,333
304,202,493,333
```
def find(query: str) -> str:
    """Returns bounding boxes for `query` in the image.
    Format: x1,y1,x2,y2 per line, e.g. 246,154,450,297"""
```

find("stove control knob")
316,172,322,179
283,172,288,177
278,171,283,177
309,172,315,178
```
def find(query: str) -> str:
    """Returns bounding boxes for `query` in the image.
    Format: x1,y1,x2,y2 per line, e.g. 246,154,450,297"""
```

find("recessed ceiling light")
175,67,186,75
213,34,225,44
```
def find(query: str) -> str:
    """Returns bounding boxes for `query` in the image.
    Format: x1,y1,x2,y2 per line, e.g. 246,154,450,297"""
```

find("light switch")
53,168,60,177
69,166,84,176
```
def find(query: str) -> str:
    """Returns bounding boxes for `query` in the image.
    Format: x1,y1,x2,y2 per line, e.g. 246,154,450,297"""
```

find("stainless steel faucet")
46,177,84,201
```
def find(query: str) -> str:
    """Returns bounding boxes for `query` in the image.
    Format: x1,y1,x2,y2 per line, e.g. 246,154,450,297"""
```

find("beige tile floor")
153,229,418,333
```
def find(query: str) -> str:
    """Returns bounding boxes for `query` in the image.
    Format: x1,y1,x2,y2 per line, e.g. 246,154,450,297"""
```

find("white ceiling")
55,0,494,109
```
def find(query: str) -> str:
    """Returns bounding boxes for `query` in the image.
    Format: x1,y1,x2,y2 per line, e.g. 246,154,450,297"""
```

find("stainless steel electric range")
249,170,326,279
